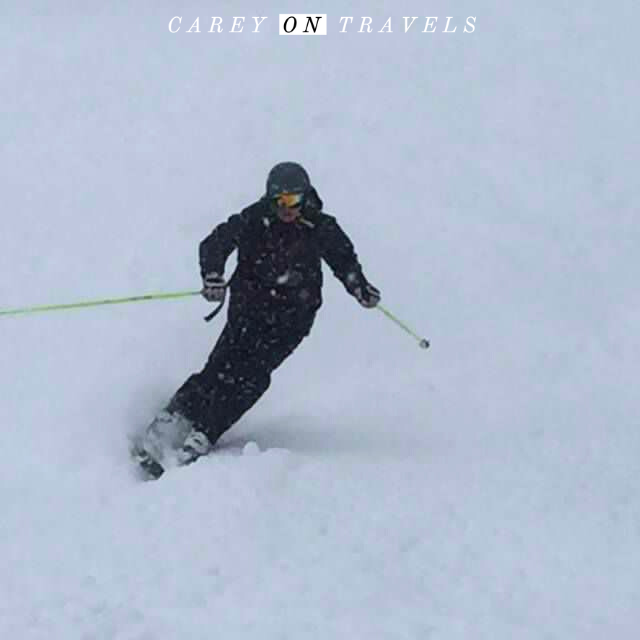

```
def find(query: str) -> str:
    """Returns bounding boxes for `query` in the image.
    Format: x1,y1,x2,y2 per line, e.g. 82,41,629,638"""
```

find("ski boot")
176,428,212,466
131,440,165,480
131,410,195,480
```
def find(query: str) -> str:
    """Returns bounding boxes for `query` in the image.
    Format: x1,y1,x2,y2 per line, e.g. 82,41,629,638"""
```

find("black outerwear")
167,196,372,444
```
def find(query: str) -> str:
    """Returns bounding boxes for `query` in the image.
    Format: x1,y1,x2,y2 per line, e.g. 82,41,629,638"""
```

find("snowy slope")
1,2,639,638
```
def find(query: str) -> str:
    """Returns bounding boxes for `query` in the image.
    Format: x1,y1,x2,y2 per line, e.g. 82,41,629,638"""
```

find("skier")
134,162,380,477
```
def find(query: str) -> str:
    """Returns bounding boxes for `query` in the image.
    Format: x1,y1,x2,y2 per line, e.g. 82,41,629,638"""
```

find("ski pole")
376,303,430,349
0,290,201,318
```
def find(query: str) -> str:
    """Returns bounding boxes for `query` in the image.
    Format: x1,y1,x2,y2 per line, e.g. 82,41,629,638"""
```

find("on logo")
279,14,327,35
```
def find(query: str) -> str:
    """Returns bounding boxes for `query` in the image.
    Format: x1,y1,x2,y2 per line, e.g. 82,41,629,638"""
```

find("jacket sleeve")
199,208,253,277
315,215,370,294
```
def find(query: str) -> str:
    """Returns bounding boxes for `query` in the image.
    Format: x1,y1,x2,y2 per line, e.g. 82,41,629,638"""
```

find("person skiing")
134,162,380,477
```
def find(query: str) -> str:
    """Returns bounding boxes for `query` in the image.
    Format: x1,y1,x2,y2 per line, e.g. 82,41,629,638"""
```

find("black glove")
201,273,226,303
353,282,381,309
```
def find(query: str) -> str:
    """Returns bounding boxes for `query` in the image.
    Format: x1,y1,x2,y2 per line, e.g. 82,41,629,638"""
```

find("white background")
1,2,639,638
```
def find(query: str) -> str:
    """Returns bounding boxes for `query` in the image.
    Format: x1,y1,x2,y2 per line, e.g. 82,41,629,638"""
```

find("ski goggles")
272,192,304,209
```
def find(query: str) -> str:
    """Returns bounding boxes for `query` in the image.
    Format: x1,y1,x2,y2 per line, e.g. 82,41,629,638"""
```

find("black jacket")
199,194,370,317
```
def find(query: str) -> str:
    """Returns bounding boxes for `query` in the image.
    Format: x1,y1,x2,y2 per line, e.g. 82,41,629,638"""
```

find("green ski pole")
0,290,201,318
376,303,430,349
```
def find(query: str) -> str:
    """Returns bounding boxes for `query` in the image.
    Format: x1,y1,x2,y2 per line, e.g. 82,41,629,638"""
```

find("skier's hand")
354,282,381,309
201,273,226,303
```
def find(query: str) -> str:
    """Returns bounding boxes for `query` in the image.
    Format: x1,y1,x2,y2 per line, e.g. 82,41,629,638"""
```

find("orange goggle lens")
273,192,304,209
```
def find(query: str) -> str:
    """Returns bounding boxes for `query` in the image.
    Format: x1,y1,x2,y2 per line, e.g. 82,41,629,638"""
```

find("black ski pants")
167,303,315,445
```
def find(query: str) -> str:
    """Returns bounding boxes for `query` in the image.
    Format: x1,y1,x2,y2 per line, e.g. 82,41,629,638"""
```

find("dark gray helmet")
266,162,310,197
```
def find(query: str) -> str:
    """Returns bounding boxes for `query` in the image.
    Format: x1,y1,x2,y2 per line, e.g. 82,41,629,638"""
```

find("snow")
1,2,639,638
